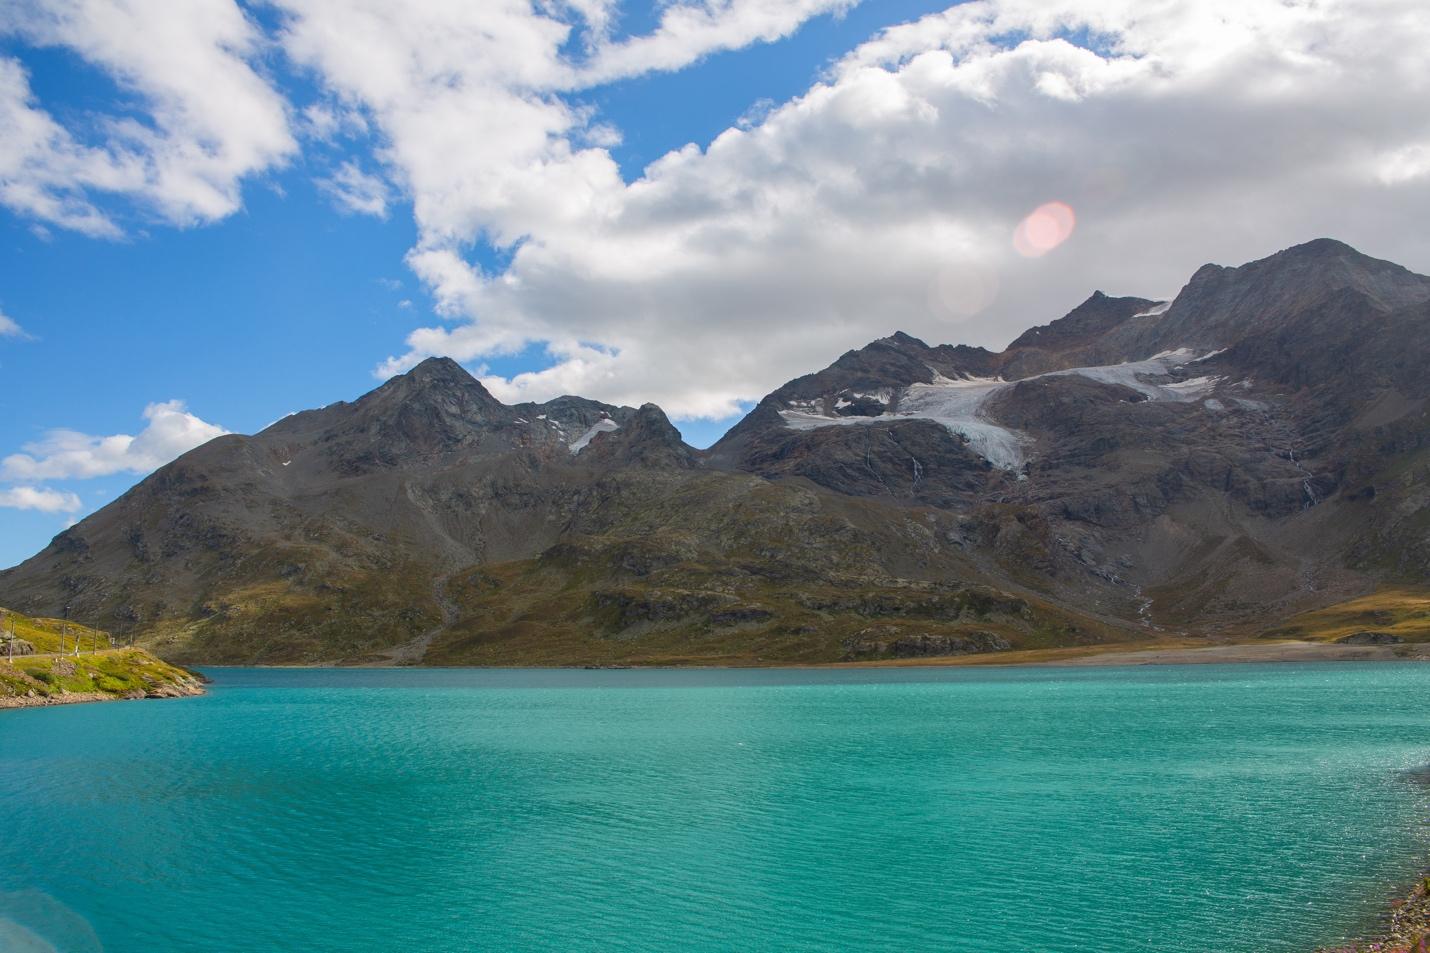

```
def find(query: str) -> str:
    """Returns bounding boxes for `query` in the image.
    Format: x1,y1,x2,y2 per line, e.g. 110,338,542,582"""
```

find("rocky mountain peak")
405,355,478,383
1088,238,1430,360
1000,291,1158,377
373,356,500,404
1277,236,1369,261
582,403,696,468
875,330,931,350
360,356,504,418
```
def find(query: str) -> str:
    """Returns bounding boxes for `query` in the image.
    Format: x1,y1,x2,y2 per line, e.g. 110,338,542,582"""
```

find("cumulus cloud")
0,0,295,235
365,0,1430,418
0,485,82,513
278,0,603,252
2,400,229,481
9,1,1430,423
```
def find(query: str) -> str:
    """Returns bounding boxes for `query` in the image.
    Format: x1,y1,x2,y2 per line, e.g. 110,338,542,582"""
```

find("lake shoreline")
0,682,205,710
183,637,1430,671
1317,872,1430,953
835,639,1430,669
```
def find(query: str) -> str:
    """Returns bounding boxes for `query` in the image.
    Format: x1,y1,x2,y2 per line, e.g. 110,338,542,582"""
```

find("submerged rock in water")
1401,764,1430,786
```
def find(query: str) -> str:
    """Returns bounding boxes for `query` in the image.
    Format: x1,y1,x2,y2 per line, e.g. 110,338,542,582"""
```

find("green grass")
0,607,112,655
1,647,201,703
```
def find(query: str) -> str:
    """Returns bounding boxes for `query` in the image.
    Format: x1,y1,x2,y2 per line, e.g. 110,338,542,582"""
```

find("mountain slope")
711,239,1430,629
3,239,1429,665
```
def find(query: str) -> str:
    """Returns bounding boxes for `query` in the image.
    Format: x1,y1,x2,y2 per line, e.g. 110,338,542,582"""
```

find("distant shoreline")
168,638,1430,671
853,639,1430,669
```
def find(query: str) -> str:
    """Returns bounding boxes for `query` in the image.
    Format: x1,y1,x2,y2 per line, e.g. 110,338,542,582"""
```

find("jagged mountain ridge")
3,238,1428,665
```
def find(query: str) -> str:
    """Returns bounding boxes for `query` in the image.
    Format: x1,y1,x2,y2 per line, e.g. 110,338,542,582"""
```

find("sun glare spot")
929,260,1000,320
1013,202,1076,257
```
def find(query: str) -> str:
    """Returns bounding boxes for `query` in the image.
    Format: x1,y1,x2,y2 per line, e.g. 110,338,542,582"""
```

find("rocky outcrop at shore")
0,649,205,710
1317,875,1430,953
1337,631,1406,646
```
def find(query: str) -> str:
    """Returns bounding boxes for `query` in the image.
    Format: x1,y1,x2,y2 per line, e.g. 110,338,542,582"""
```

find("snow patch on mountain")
781,372,1028,469
570,418,619,454
1043,349,1217,401
779,349,1221,470
1132,300,1173,319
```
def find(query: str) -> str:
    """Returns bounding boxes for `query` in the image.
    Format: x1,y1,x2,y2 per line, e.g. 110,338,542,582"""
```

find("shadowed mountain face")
4,239,1430,665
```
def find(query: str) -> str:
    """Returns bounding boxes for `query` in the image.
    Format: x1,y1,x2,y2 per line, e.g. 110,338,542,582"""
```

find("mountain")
4,239,1429,665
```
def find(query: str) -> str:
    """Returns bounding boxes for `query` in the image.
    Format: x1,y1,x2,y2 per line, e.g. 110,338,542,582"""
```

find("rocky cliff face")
3,239,1428,664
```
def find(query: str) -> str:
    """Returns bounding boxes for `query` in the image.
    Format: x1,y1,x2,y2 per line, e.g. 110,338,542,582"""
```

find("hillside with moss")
1258,590,1430,645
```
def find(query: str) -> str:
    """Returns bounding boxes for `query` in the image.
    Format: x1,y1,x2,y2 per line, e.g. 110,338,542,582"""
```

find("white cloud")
318,160,392,217
581,0,857,82
2,400,229,481
0,485,82,513
300,102,368,142
0,308,27,338
367,0,1430,418
275,0,857,247
7,1,1430,424
0,0,295,235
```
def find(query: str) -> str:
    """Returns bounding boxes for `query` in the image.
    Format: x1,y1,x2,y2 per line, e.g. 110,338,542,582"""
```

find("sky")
2,0,1430,570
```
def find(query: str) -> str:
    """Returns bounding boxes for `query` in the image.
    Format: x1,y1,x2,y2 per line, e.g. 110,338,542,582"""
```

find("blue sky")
3,0,1429,569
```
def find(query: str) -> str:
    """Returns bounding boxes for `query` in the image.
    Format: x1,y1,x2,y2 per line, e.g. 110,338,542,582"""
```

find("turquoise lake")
2,663,1429,952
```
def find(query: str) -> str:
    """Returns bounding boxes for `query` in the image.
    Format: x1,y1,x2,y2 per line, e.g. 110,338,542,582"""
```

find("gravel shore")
1317,875,1430,953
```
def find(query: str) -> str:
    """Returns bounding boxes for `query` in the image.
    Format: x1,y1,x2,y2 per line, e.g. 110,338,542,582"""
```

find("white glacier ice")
569,418,619,454
1131,300,1173,319
779,349,1221,471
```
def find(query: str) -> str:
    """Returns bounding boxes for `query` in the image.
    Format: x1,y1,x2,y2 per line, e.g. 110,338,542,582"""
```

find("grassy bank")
1263,590,1430,645
1,607,204,709
1,646,205,708
0,647,205,708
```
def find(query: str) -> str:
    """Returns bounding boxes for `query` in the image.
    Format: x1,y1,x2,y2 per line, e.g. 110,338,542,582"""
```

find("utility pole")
63,604,74,656
2,609,10,665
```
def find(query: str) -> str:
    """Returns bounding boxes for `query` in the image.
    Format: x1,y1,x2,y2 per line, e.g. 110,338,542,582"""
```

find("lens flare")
929,260,999,319
1013,201,1076,257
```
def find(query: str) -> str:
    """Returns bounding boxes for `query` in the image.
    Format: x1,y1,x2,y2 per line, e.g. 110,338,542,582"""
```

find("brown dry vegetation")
1261,590,1430,644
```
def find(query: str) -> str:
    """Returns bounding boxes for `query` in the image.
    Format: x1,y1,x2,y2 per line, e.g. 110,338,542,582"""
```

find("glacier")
779,349,1220,471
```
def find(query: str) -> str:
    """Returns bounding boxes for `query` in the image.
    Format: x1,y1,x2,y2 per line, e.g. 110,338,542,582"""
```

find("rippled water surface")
2,664,1429,952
